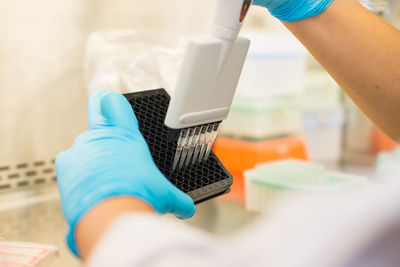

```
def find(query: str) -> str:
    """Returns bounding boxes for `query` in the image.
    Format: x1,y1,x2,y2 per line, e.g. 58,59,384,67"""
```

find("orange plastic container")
224,173,246,202
372,127,398,153
213,136,309,202
213,136,309,174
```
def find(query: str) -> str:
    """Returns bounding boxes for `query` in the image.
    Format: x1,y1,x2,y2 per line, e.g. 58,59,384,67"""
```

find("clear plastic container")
302,107,345,164
302,71,342,109
300,71,345,164
342,97,377,164
220,95,303,139
245,160,367,213
376,148,400,182
236,32,307,98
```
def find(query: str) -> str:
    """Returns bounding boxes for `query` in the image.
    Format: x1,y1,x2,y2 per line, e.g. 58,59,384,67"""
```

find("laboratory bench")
0,163,376,267
0,186,256,267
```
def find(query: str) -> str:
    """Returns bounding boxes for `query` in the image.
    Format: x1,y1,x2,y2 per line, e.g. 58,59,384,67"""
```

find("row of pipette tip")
172,123,220,172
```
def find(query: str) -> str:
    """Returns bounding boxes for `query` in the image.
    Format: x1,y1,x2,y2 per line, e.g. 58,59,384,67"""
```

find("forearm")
284,0,400,141
76,197,155,261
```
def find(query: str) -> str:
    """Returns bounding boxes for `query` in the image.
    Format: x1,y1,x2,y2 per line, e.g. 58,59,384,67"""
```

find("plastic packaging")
85,30,186,95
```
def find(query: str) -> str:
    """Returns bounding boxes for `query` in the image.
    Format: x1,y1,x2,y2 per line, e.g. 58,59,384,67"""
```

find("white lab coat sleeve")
86,213,230,267
87,181,400,267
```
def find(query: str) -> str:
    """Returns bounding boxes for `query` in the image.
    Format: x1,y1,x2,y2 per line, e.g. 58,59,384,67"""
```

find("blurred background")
0,0,399,266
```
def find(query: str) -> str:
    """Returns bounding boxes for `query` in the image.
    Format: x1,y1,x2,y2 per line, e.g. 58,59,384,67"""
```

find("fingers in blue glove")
169,186,196,219
88,89,109,128
88,89,139,130
75,89,143,146
252,0,333,22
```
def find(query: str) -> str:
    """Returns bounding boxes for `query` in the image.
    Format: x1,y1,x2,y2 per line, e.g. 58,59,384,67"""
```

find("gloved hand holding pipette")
253,0,334,21
55,89,195,257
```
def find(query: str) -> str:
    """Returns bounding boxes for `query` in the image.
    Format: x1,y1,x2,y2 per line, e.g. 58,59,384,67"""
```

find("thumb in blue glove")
253,0,334,22
56,89,195,257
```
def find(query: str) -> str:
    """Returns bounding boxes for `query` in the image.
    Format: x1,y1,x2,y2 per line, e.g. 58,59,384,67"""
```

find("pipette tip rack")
124,89,232,204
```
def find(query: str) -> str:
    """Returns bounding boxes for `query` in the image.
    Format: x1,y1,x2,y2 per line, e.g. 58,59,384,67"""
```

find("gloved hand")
56,89,195,257
253,0,334,22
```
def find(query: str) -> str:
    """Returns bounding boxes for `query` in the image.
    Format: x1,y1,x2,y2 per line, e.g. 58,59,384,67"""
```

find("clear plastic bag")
84,30,187,95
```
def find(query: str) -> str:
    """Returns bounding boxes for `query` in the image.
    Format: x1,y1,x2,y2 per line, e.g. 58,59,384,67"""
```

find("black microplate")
124,89,233,204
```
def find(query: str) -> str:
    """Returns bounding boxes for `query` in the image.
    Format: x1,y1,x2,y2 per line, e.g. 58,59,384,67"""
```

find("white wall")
0,0,218,165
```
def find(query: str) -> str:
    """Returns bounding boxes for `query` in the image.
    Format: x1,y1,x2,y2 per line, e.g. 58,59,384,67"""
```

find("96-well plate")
124,89,233,204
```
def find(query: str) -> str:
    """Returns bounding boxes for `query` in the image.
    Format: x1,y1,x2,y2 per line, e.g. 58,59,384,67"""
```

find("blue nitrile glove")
253,0,334,22
56,89,195,257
